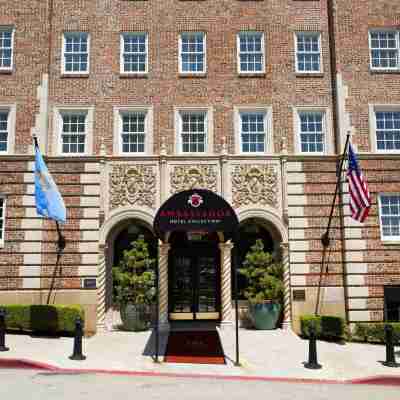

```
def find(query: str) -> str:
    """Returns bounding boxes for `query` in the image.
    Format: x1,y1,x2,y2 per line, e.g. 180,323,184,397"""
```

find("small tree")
112,235,156,306
239,239,284,304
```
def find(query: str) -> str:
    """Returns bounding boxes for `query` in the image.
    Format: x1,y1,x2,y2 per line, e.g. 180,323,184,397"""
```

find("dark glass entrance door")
169,248,220,320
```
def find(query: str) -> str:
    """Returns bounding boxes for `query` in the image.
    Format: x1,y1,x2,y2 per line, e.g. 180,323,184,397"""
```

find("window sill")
238,72,266,78
296,72,324,78
179,73,207,78
381,240,400,246
0,69,13,75
119,73,148,79
369,68,400,74
61,73,90,78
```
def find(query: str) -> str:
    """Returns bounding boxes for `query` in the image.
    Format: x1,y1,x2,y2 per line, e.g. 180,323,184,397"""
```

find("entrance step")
169,321,221,332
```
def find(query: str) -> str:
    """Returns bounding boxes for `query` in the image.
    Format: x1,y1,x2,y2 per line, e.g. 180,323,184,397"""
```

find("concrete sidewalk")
0,328,399,383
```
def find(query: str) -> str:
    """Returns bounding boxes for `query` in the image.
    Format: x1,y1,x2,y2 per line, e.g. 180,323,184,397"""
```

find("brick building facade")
0,0,399,333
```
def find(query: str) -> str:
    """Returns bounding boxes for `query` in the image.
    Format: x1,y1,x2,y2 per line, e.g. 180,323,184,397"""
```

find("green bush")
0,304,84,336
352,323,400,344
300,315,346,341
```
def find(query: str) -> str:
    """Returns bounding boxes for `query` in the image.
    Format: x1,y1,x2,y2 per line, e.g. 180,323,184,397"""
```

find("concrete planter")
120,303,152,331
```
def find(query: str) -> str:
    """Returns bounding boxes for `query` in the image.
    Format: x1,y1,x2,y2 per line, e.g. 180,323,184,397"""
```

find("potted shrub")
239,239,284,329
112,235,156,331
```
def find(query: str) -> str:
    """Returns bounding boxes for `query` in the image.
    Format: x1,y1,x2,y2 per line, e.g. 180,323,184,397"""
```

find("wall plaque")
293,289,306,302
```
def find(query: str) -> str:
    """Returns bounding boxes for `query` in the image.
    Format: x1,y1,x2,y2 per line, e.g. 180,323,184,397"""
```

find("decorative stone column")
219,241,233,326
281,242,292,330
96,244,107,331
158,242,170,330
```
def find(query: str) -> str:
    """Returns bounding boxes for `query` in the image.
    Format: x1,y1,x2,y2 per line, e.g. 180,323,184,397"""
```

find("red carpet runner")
164,330,225,365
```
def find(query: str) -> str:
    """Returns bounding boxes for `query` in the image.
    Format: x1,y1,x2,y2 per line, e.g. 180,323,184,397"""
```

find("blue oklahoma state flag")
34,144,66,223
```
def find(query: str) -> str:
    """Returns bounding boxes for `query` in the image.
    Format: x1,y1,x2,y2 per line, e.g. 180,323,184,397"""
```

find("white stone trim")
82,253,99,264
23,253,41,265
0,103,16,154
348,298,367,309
52,105,95,156
347,286,369,297
349,310,371,321
83,185,100,196
79,242,98,253
80,173,99,184
174,106,214,155
99,206,155,246
292,105,334,155
113,105,153,156
83,208,100,219
368,104,400,153
237,207,288,243
0,194,5,247
81,197,99,207
233,105,273,155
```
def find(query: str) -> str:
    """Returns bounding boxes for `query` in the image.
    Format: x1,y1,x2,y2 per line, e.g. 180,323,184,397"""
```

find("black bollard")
0,308,9,352
304,321,322,369
69,317,86,361
382,324,399,368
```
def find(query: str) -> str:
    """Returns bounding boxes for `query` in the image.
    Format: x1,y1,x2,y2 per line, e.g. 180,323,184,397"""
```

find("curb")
1,358,400,386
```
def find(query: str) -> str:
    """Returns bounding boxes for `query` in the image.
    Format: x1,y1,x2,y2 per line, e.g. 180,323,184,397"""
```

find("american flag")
346,143,371,223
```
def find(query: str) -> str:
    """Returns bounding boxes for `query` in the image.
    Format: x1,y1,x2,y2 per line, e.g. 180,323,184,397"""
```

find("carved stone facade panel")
170,165,218,194
110,164,156,209
231,164,278,208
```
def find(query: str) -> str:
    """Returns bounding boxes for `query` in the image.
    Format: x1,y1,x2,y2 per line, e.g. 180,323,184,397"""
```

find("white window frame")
52,106,94,156
293,106,333,155
369,30,400,71
62,32,90,75
0,26,14,72
234,106,273,154
179,32,207,75
237,31,265,74
113,105,153,155
378,193,400,242
0,104,16,154
295,32,322,74
120,32,148,75
0,195,5,247
174,106,213,154
369,104,400,153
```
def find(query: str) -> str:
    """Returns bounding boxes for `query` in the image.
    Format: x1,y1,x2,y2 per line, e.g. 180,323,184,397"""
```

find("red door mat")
164,330,225,365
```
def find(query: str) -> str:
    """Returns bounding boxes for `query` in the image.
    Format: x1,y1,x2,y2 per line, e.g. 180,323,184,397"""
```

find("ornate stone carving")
170,165,218,194
232,164,278,208
110,164,156,209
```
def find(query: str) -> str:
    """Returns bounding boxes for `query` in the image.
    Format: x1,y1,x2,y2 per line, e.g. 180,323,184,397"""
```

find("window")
240,112,266,153
375,111,400,152
179,111,207,153
369,31,400,70
179,32,206,74
0,196,5,245
0,27,13,71
61,113,87,154
379,194,400,241
0,110,8,153
237,32,264,73
121,33,148,74
121,112,146,153
298,111,325,153
62,32,89,74
295,33,321,73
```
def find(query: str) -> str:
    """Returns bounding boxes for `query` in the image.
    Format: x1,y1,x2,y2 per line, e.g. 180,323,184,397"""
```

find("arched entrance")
235,218,275,300
97,207,157,329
